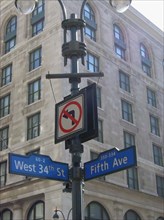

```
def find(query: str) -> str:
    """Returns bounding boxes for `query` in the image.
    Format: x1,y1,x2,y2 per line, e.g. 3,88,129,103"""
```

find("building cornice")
124,6,163,43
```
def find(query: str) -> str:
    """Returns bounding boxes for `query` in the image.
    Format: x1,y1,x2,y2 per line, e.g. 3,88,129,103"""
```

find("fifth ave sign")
84,146,137,181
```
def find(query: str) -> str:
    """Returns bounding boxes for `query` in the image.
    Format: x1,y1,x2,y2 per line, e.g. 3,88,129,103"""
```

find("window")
150,115,160,136
121,100,133,123
95,119,103,143
90,151,98,160
115,45,125,60
32,20,44,37
87,52,99,72
153,144,163,166
27,149,40,156
27,112,40,140
27,201,45,220
140,43,151,77
32,0,44,16
0,126,9,151
31,0,45,36
6,16,16,33
28,78,41,104
124,210,141,220
156,175,164,197
85,201,110,220
124,131,135,148
113,24,126,60
147,88,157,107
114,24,124,41
0,161,7,187
119,71,130,92
85,25,96,41
83,3,96,41
127,167,139,190
4,16,17,53
29,47,42,71
1,209,13,220
0,94,10,118
1,64,12,87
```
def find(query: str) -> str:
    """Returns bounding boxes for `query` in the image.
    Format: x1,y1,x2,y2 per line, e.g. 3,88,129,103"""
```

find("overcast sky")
131,0,164,31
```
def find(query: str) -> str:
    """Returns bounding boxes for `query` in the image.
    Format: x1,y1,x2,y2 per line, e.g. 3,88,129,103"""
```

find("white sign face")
56,94,85,141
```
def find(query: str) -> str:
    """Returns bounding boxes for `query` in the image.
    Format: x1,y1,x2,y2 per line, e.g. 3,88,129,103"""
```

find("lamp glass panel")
110,0,131,13
15,0,37,14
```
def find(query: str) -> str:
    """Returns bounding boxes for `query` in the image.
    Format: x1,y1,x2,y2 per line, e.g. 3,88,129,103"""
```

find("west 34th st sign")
84,146,137,181
9,153,69,181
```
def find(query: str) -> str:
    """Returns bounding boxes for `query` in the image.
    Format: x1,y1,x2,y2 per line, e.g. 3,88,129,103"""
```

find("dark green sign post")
47,11,103,220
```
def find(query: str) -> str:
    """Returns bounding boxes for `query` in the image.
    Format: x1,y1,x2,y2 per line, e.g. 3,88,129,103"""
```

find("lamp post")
53,208,72,220
14,0,132,219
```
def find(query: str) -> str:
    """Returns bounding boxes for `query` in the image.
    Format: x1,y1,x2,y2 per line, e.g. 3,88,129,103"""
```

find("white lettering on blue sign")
90,157,128,175
9,153,69,181
14,160,37,172
57,168,65,177
113,157,128,167
84,146,137,181
13,160,66,177
90,161,109,175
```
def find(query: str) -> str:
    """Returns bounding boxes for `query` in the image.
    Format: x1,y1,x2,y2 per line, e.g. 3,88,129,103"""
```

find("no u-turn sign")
55,92,87,143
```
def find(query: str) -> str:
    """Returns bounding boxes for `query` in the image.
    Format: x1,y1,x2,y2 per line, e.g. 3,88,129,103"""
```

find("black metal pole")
69,13,83,220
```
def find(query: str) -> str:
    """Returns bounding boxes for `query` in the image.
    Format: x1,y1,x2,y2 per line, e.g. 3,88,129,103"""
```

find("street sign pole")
63,14,84,220
47,11,103,220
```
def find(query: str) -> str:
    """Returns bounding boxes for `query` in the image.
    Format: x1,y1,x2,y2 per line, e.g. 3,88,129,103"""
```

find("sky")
131,0,164,31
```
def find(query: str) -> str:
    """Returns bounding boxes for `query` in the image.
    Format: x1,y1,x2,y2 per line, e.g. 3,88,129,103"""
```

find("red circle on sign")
59,101,82,133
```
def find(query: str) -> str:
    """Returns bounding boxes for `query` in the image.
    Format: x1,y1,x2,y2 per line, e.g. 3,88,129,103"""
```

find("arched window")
140,43,151,77
27,201,45,220
124,210,141,220
113,24,126,60
83,3,96,41
4,16,17,53
31,0,45,36
1,209,13,220
85,201,110,220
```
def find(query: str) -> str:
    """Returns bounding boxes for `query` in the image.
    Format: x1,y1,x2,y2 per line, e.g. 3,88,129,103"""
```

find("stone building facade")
0,0,163,220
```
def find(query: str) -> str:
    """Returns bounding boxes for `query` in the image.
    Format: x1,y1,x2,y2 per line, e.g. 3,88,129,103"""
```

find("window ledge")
0,114,12,125
23,100,43,115
27,135,41,143
120,90,135,102
29,65,42,74
149,132,160,140
146,105,161,117
0,83,12,96
153,164,164,170
120,119,138,133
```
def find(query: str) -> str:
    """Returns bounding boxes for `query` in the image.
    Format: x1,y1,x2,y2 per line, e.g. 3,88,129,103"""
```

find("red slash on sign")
59,101,82,133
63,110,76,125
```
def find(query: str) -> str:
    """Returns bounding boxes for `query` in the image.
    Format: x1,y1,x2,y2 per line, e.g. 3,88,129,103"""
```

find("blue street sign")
84,146,137,181
9,153,69,181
